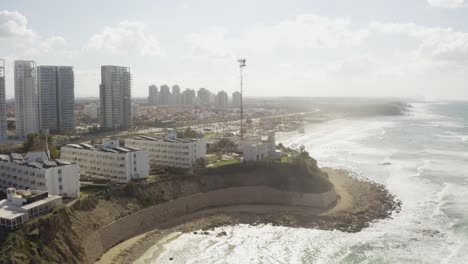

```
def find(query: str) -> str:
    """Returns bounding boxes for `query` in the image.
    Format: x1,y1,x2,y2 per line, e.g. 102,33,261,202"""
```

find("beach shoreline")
96,168,400,264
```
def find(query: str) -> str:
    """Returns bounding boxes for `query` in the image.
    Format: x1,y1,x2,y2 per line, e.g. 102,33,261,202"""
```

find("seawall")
84,185,336,263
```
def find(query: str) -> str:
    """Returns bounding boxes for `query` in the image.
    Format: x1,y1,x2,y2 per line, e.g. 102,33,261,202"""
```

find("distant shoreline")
97,169,400,264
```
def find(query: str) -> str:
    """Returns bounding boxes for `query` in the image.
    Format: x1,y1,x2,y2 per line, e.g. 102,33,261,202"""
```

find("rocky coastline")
0,160,400,264
99,168,400,264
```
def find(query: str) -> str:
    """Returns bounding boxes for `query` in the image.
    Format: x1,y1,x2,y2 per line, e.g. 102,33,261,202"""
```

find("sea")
136,101,468,264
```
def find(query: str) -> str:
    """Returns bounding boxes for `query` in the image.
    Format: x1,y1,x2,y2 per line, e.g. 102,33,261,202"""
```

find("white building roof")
22,195,61,210
64,142,143,154
131,136,202,143
0,152,74,169
0,200,25,219
0,194,62,220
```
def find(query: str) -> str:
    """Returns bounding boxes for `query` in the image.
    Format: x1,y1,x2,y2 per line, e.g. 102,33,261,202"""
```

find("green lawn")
80,185,107,197
281,156,290,163
146,175,158,182
212,159,240,168
204,132,222,139
206,154,219,163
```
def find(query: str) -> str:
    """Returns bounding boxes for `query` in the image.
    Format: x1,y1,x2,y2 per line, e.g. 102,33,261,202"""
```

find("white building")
0,152,80,198
15,60,39,138
84,102,99,119
0,59,7,141
99,65,132,129
241,132,280,162
125,132,206,169
243,143,271,162
0,188,62,230
61,140,149,183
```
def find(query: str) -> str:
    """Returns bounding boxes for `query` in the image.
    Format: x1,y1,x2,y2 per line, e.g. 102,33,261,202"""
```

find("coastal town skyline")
0,1,467,263
1,0,468,100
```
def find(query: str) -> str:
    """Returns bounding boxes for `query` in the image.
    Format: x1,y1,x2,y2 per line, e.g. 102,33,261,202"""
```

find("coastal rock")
217,231,227,237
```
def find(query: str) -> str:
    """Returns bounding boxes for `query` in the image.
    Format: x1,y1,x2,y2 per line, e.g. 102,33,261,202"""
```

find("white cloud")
370,22,468,64
184,14,468,99
0,10,35,38
0,10,70,57
186,14,368,58
24,36,67,56
327,56,380,76
427,0,466,8
187,27,235,59
246,15,368,50
83,20,163,56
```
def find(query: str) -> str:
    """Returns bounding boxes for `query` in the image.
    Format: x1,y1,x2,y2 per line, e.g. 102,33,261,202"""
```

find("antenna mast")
238,58,246,139
44,129,50,160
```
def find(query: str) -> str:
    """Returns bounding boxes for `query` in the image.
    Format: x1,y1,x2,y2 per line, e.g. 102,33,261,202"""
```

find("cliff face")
0,204,86,264
0,161,335,264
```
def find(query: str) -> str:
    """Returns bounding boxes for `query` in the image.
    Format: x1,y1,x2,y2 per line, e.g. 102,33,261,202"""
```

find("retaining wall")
85,186,336,263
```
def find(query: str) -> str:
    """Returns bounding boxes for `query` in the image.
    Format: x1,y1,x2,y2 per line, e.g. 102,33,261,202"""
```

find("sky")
1,0,468,100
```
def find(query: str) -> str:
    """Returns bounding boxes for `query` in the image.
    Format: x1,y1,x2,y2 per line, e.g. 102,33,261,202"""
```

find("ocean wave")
407,103,446,121
423,121,465,129
152,103,468,264
436,132,468,143
420,149,468,159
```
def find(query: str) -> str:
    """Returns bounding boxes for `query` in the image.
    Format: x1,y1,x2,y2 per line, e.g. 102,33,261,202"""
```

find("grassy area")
80,185,107,197
212,159,240,168
204,132,222,139
206,154,219,163
147,175,158,182
281,155,291,163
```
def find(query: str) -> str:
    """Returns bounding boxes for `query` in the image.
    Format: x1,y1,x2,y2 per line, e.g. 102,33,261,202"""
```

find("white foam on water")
138,102,468,264
436,131,468,143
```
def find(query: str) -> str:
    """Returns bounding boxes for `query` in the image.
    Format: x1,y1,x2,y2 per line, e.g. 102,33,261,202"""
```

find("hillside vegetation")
0,155,333,264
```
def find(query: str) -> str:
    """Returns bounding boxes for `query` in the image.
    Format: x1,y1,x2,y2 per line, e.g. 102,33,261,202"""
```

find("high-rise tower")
0,59,7,141
148,85,159,105
159,85,171,105
15,60,39,138
37,66,75,133
99,65,132,129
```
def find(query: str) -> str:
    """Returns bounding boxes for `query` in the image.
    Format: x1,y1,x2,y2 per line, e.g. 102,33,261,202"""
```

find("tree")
178,127,203,139
211,138,237,153
22,132,60,159
298,145,309,159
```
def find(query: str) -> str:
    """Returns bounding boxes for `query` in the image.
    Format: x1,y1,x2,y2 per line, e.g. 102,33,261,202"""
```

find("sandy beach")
96,169,399,264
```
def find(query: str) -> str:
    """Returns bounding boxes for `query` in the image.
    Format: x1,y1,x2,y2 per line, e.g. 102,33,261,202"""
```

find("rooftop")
63,143,143,153
131,135,202,143
0,191,62,220
0,152,73,169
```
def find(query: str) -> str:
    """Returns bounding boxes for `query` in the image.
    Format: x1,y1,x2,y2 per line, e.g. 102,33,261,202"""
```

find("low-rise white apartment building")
125,132,206,169
0,152,80,198
60,140,149,183
0,188,62,230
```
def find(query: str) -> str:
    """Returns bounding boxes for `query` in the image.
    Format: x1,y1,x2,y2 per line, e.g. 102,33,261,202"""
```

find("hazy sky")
1,0,468,100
